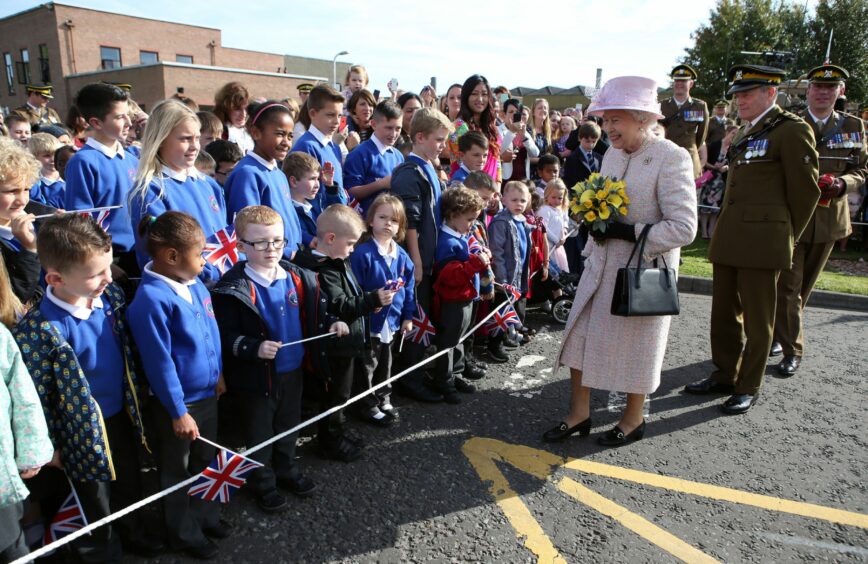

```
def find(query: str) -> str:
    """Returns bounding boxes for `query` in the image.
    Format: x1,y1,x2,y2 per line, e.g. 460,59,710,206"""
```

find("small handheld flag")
44,486,88,545
484,305,521,336
408,303,436,346
187,448,263,503
204,226,239,274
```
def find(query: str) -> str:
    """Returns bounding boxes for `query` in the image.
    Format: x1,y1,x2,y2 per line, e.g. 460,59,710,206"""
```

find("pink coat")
556,136,697,394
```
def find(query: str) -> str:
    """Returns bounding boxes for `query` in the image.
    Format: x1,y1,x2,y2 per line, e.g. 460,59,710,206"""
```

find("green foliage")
682,0,868,103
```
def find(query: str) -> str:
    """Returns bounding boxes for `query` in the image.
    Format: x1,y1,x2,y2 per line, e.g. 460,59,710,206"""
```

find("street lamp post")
333,51,349,90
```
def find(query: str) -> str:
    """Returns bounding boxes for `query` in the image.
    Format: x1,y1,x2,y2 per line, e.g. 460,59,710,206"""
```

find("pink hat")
586,76,663,120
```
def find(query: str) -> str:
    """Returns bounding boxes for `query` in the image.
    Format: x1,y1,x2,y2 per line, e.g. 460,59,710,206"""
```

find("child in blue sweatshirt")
14,214,158,561
223,100,303,260
291,84,348,213
343,100,405,215
283,152,334,248
448,130,488,188
212,206,348,513
63,83,140,275
27,132,66,207
349,194,416,425
129,99,232,284
0,142,42,305
127,212,228,560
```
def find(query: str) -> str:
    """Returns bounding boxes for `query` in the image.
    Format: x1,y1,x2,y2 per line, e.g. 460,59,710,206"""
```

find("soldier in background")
772,64,868,376
660,64,709,178
706,100,730,145
12,84,61,130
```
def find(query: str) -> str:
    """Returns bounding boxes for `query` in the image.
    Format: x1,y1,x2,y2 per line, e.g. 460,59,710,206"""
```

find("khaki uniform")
660,97,709,178
706,116,727,145
774,111,868,356
12,104,61,128
708,105,819,395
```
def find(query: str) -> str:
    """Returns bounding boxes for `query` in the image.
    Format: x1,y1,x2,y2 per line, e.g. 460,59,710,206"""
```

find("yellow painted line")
557,477,719,564
462,439,567,564
561,458,868,529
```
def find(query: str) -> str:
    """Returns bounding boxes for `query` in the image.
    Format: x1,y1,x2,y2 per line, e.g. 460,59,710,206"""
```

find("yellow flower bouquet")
569,172,630,234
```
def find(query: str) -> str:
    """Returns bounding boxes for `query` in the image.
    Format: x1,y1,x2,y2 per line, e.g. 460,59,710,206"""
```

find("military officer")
771,64,868,376
12,84,61,129
861,105,868,122
706,100,730,145
297,83,313,104
660,64,710,178
684,65,819,414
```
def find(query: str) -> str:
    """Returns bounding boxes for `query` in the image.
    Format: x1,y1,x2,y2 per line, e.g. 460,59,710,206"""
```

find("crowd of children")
0,68,588,562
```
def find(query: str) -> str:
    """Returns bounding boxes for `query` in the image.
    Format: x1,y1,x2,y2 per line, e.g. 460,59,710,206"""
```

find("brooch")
643,156,653,165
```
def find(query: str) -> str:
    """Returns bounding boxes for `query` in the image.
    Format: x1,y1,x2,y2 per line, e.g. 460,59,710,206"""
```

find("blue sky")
4,0,727,93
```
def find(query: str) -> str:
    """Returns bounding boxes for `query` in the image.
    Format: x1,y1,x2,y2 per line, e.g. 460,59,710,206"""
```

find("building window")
140,50,158,65
16,48,31,85
100,46,122,70
175,54,193,64
38,44,50,83
3,53,14,94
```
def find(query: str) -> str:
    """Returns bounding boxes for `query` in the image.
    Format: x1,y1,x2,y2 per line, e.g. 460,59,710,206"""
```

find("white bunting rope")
279,332,336,348
13,297,516,564
32,205,123,220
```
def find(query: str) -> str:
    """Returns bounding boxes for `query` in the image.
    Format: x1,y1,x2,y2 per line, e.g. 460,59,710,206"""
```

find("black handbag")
610,224,680,317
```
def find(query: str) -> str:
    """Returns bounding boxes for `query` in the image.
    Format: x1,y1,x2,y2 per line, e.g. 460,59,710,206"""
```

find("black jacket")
391,160,441,274
1,242,41,305
211,260,336,395
292,248,383,357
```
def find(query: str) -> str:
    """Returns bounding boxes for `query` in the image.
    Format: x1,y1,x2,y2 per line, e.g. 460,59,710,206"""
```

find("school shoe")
381,404,400,422
462,363,487,380
184,539,219,560
318,437,363,462
202,519,233,539
465,352,488,371
503,335,520,349
486,342,509,363
442,390,462,404
454,377,477,394
396,380,444,403
123,534,166,557
257,490,288,513
362,409,394,428
279,474,318,497
597,420,646,446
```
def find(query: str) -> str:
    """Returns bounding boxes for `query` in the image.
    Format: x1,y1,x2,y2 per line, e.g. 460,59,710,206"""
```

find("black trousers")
433,300,473,392
394,274,432,391
150,397,220,550
239,369,303,496
72,411,147,562
357,339,393,415
0,502,27,563
319,356,355,444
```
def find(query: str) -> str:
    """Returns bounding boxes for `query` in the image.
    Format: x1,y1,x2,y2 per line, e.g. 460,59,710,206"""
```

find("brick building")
0,3,350,117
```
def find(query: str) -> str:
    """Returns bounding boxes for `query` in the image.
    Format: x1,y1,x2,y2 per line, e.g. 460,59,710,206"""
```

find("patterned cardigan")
13,284,148,482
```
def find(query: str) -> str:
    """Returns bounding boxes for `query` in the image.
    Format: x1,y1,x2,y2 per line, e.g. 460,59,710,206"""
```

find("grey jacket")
487,209,532,293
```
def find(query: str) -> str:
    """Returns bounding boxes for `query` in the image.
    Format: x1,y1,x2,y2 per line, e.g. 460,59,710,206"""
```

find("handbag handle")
624,224,673,290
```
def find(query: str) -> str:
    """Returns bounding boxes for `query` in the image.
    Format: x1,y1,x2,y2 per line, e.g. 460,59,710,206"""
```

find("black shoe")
344,430,366,448
123,534,166,558
397,382,444,402
519,333,532,345
467,356,488,371
202,518,232,539
462,364,486,380
721,393,757,415
279,474,318,497
683,377,735,395
442,391,462,404
184,539,219,560
503,335,519,349
362,411,394,427
542,418,592,442
454,377,476,394
776,355,800,377
257,490,287,513
769,341,783,357
381,405,400,421
318,437,363,462
597,420,646,446
486,342,509,363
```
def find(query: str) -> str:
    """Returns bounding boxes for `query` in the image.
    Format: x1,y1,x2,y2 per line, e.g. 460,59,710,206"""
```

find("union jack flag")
187,449,263,503
408,303,436,346
348,197,363,215
385,278,405,291
484,305,521,336
81,208,111,231
499,283,522,303
44,486,88,545
467,233,483,255
204,226,239,274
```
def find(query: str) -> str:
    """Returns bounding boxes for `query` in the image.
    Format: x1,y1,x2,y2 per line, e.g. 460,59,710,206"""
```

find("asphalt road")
138,293,867,563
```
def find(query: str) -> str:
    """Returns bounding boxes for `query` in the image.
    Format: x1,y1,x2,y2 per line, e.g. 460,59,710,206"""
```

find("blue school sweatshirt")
223,153,302,258
349,239,416,337
64,139,138,252
291,126,346,212
127,268,222,419
29,177,66,208
435,226,479,296
247,267,304,373
292,200,317,247
39,289,126,418
343,137,404,215
129,168,229,284
449,163,471,186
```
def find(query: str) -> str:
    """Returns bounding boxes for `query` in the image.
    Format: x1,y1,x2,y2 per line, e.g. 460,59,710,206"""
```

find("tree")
810,0,868,102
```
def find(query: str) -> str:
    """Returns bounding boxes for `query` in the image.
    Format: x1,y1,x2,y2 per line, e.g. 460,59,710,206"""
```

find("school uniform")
126,265,222,551
64,138,139,262
487,209,532,343
349,239,416,415
130,166,230,284
291,125,347,213
448,162,471,187
29,176,66,208
14,283,149,561
224,152,303,259
0,225,41,304
343,135,405,215
292,199,318,248
431,226,487,393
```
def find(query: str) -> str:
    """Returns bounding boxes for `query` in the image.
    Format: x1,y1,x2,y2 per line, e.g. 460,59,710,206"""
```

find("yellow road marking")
556,477,719,563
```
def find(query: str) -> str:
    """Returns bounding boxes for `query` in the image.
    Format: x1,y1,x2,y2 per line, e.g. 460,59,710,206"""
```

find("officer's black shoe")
776,355,800,377
720,393,758,415
683,377,734,395
769,341,783,357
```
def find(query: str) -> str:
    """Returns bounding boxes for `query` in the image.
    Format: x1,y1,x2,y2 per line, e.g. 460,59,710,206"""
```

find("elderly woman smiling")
542,76,697,447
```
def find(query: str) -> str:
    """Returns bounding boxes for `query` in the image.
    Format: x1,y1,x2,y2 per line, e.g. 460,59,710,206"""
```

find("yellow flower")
619,206,628,215
588,172,601,182
595,189,607,200
583,200,593,209
607,194,623,207
584,211,597,222
622,195,631,205
579,189,595,204
599,204,611,220
617,188,626,198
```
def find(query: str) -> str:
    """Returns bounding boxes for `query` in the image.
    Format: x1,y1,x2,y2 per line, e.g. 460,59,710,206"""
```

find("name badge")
744,139,768,160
